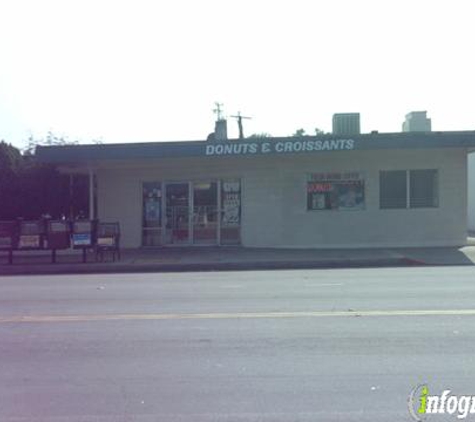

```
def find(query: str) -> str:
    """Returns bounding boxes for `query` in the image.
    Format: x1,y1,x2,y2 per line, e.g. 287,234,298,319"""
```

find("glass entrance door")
193,181,218,245
165,183,190,245
151,179,240,246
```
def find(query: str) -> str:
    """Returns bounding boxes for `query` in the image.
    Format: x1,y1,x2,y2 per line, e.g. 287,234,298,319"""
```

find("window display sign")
307,172,365,211
144,185,161,223
221,180,241,227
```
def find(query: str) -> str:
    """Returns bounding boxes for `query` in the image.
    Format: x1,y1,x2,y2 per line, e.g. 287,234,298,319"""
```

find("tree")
0,140,22,173
23,131,79,155
0,141,24,218
292,129,306,137
0,135,89,220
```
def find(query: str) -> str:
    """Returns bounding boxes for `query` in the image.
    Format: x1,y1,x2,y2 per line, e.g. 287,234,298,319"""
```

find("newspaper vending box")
0,221,18,264
18,221,44,250
72,220,96,262
96,222,121,261
47,220,71,263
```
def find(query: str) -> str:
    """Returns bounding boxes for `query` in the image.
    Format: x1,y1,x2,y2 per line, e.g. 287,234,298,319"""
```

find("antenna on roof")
213,102,225,121
231,111,251,139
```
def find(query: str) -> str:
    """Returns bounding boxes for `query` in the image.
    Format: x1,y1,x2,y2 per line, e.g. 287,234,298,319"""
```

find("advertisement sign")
72,233,92,246
307,172,365,211
97,237,114,246
205,139,355,157
18,235,41,248
222,180,241,227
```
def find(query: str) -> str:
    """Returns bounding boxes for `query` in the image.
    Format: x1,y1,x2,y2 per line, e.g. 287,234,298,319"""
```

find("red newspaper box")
0,221,18,264
18,221,44,250
47,220,71,263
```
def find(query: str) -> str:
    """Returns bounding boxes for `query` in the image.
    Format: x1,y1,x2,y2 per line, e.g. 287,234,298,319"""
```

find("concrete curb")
0,257,428,276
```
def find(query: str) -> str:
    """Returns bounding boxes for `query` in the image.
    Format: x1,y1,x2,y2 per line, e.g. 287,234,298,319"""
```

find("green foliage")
292,128,306,137
0,139,88,220
23,131,79,156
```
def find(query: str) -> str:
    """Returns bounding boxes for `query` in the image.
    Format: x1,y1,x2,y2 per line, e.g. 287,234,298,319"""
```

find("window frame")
379,169,439,210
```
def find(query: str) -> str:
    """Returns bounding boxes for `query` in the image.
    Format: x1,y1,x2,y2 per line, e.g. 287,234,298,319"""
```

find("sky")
0,0,474,150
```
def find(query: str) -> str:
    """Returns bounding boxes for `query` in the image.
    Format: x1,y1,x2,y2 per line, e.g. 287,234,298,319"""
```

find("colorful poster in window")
143,183,162,226
307,172,365,211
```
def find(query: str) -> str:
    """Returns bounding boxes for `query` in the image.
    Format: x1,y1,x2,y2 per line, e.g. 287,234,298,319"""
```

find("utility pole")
231,111,251,139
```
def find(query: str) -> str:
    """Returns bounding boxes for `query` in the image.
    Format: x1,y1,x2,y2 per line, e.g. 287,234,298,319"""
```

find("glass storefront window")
142,179,242,246
379,169,438,209
165,183,190,245
193,182,218,244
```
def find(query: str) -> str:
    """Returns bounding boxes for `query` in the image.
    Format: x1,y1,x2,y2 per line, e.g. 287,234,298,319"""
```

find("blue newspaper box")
72,220,96,262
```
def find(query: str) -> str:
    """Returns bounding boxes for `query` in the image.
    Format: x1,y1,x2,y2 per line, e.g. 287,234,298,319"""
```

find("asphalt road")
1,267,475,421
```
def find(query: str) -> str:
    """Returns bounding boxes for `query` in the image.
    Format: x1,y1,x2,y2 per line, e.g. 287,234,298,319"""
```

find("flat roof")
36,131,475,164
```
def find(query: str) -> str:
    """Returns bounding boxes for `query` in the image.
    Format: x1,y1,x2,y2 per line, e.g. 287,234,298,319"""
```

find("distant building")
332,113,360,136
402,111,432,132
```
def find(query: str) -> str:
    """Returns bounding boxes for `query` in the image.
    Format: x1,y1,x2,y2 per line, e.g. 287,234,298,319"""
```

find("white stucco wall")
95,147,467,248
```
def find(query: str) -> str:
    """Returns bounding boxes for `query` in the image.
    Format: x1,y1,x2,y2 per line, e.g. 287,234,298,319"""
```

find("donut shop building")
36,131,475,249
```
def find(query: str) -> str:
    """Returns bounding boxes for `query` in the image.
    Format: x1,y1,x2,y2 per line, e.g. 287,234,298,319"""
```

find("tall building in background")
332,113,361,136
402,111,431,132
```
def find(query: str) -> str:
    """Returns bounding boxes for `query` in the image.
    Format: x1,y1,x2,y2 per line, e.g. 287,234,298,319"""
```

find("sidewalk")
1,241,475,276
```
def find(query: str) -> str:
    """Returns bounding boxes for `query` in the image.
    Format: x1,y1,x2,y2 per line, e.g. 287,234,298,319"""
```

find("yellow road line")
1,309,475,323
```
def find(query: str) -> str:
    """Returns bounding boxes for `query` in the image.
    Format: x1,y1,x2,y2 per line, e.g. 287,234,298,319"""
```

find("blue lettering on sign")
72,233,92,246
205,139,356,156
